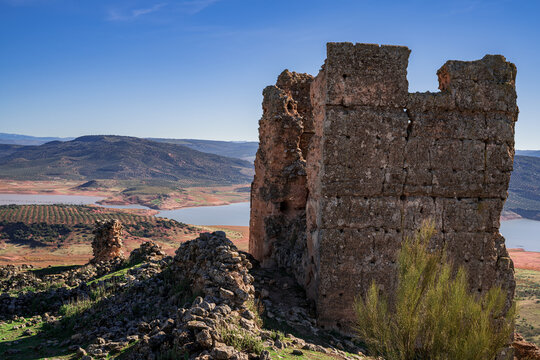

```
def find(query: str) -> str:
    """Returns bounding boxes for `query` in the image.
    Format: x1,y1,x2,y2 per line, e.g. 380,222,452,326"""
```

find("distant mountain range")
0,133,74,145
0,133,257,162
516,150,540,158
0,135,253,185
149,138,258,162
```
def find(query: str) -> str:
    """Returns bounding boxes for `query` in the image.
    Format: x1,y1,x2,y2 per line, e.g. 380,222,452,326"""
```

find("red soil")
508,248,540,271
209,225,249,252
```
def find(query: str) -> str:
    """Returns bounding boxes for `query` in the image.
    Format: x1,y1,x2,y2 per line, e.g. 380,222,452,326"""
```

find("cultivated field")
0,205,199,266
0,204,157,225
0,204,247,266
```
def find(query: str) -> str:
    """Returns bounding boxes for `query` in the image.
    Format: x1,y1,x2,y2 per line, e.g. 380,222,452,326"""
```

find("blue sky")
0,0,539,148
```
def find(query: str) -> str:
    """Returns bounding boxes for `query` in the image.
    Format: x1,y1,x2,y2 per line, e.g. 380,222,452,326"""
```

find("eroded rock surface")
249,70,313,285
513,333,540,360
250,42,518,330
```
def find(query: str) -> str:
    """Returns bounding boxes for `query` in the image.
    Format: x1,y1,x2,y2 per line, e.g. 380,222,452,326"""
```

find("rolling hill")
0,135,253,185
0,144,24,158
0,133,258,162
516,150,540,158
504,155,540,220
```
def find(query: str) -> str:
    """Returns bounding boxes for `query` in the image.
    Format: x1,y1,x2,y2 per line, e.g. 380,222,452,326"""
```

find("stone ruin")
91,219,125,263
250,42,518,329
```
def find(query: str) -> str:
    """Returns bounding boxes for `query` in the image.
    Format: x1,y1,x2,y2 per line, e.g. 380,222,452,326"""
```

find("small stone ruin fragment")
91,219,125,263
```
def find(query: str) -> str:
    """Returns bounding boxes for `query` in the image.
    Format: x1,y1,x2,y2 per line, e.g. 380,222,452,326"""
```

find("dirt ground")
508,248,540,271
0,225,249,267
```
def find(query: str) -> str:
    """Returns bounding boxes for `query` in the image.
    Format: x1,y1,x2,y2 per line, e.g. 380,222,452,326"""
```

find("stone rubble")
1,232,369,360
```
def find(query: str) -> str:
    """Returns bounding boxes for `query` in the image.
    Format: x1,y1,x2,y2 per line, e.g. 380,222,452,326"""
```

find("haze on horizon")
1,0,539,149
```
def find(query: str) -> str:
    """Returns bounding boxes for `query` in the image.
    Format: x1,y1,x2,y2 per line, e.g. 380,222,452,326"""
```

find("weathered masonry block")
249,43,518,329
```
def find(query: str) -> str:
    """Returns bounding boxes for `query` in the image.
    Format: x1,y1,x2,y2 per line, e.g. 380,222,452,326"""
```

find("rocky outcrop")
513,333,540,359
91,219,125,263
250,42,518,330
130,231,366,360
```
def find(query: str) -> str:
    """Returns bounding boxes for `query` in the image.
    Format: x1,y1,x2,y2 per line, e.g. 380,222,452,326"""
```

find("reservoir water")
0,193,250,226
500,219,540,252
158,202,250,226
0,193,539,251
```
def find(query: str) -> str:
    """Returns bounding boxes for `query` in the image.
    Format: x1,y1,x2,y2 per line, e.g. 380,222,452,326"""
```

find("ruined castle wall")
306,44,413,327
250,43,517,329
249,71,313,283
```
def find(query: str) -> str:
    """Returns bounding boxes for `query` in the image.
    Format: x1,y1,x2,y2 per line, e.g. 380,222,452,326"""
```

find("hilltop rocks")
0,265,39,293
1,231,368,360
129,232,365,360
513,333,540,360
91,219,125,263
128,232,259,359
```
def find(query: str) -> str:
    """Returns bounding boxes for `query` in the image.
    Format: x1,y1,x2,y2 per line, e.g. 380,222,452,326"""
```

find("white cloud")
106,0,220,22
107,2,167,22
180,0,220,15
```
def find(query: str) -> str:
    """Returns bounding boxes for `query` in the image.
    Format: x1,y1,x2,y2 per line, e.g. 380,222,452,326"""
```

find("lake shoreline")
0,179,250,211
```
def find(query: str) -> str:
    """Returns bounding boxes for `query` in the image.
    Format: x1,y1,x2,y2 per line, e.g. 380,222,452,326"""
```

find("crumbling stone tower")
250,43,517,329
91,219,125,263
249,70,313,284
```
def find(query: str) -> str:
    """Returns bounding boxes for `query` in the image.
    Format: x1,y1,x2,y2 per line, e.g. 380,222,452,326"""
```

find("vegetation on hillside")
0,135,253,185
354,222,515,360
515,269,540,345
504,155,540,220
0,241,366,360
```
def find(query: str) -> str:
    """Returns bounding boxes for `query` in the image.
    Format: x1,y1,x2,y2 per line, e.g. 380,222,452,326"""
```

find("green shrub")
270,330,284,341
59,297,93,317
354,221,515,360
246,298,264,328
219,325,264,354
89,285,110,301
